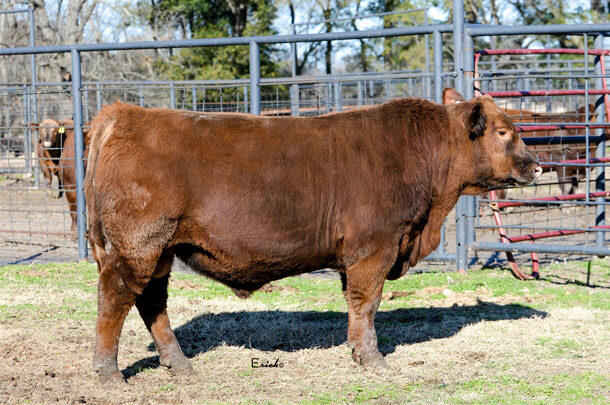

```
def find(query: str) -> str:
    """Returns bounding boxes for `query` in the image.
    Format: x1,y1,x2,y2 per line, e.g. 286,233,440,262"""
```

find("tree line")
0,0,607,84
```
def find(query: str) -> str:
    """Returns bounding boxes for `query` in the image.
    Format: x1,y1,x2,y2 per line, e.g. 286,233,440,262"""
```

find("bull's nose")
534,165,543,179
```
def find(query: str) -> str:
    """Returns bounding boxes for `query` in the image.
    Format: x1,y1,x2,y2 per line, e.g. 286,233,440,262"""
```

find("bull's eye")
497,129,509,137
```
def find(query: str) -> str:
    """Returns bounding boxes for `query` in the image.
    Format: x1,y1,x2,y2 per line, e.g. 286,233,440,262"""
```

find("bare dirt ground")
0,261,608,404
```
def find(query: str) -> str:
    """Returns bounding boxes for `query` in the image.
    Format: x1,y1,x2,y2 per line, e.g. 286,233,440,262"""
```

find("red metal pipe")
600,55,610,122
489,190,536,280
477,48,610,56
540,157,610,165
497,191,610,209
506,225,610,243
483,89,610,98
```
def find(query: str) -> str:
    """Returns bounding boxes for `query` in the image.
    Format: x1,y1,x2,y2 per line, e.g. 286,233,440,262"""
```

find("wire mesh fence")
0,27,608,274
473,42,609,275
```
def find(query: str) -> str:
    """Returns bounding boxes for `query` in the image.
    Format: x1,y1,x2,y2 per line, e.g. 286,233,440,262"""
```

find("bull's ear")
443,88,466,105
466,102,487,140
29,122,39,130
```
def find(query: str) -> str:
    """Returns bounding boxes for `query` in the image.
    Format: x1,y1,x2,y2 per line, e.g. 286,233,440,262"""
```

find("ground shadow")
538,275,610,289
123,301,546,378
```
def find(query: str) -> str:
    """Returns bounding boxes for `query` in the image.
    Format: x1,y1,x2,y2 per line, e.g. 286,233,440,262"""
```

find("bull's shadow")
123,301,546,378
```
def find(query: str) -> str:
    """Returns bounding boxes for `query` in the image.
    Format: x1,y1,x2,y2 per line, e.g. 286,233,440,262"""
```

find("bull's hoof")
352,348,388,373
161,355,196,376
96,369,125,385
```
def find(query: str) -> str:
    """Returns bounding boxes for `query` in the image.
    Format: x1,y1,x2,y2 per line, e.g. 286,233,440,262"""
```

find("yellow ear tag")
58,127,65,134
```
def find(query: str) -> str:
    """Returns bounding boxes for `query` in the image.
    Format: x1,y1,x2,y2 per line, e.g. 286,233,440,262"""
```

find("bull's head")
30,118,63,148
443,88,542,195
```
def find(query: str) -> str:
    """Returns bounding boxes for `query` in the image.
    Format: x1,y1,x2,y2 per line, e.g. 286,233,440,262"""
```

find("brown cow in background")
57,120,91,232
30,118,90,231
30,118,68,198
507,104,597,196
85,89,541,384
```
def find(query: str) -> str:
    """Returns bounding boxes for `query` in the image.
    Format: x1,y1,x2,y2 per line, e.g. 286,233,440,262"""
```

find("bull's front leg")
342,248,396,372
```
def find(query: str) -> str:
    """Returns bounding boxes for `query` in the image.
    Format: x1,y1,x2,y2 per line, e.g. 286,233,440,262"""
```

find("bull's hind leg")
93,256,139,384
342,249,395,372
135,250,194,376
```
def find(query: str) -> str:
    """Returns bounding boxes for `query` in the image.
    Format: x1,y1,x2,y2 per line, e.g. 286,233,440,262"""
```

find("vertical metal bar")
334,81,342,111
29,8,37,126
463,30,477,253
249,41,261,115
546,35,552,112
29,8,38,183
71,49,87,260
357,80,364,107
83,87,89,122
242,86,247,113
453,0,464,94
434,31,442,103
96,83,102,112
454,0,467,273
424,10,431,99
170,83,176,109
290,25,300,116
23,85,31,174
433,32,447,256
192,85,196,111
594,34,606,247
139,86,143,107
490,36,498,92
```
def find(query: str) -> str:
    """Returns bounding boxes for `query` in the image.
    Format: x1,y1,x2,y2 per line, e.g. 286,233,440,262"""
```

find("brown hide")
85,91,540,383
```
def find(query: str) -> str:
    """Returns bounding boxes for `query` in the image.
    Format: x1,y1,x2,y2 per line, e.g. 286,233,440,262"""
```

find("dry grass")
0,260,608,404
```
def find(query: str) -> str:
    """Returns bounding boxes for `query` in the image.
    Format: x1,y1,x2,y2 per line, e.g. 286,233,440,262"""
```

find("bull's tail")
85,103,120,269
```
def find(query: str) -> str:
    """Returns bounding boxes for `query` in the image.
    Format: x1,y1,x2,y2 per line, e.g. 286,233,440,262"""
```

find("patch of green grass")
444,372,610,404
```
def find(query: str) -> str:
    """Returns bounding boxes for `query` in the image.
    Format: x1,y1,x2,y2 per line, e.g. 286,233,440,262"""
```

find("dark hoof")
97,369,125,385
167,360,196,376
352,348,388,374
161,355,196,376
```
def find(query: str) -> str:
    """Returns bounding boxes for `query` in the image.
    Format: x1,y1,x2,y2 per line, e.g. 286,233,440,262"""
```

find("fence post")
594,34,606,248
249,41,261,115
290,25,300,117
170,83,176,109
433,30,448,257
96,83,102,112
29,7,38,182
463,29,477,254
424,9,431,99
71,49,88,261
433,31,442,104
453,0,468,273
23,85,31,175
192,85,197,111
334,81,342,111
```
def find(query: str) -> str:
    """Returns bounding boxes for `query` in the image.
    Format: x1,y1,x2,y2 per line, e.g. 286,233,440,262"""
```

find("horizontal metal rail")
0,24,453,56
484,89,610,97
467,23,610,37
477,48,610,56
473,241,610,256
503,225,610,243
495,191,610,209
